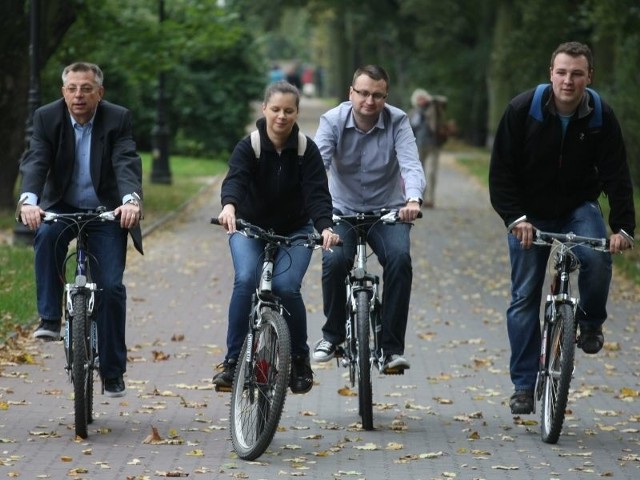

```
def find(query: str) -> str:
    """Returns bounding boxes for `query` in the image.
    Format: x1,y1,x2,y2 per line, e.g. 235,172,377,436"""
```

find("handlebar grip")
210,217,221,225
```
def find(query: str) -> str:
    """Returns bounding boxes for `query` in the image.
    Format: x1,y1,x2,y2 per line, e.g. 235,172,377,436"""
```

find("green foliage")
40,0,265,157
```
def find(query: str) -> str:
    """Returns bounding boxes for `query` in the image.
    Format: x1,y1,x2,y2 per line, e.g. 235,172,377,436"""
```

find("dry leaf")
142,426,164,444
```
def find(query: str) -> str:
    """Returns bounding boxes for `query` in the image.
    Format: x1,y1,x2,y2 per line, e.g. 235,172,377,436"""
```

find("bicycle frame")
533,229,609,444
212,217,322,460
42,209,117,439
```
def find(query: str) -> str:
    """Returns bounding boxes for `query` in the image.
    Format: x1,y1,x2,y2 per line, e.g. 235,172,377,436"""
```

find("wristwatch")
407,197,422,206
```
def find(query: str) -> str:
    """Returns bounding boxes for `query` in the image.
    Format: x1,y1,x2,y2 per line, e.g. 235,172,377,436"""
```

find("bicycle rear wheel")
356,290,373,430
230,309,291,460
71,292,92,439
540,302,575,444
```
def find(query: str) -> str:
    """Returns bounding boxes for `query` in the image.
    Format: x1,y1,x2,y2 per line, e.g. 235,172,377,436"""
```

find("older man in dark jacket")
17,62,143,398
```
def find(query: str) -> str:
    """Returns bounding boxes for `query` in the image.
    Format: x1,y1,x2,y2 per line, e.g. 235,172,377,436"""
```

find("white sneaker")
312,339,337,362
382,354,410,373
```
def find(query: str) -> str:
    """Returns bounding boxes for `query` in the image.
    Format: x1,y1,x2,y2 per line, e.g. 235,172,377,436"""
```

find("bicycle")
332,210,420,431
211,217,323,460
41,208,119,439
532,229,609,444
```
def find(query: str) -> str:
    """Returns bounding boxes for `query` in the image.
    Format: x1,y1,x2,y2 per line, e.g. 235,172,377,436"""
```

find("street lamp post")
150,0,172,184
13,0,41,245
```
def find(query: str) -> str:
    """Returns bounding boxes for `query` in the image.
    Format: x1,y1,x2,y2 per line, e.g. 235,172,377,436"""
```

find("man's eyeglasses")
64,85,97,94
352,87,387,101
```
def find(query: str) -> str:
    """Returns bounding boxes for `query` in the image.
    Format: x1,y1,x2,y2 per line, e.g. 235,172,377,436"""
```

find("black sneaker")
212,358,236,392
578,324,604,354
104,376,126,398
509,390,534,415
290,355,313,394
33,319,61,341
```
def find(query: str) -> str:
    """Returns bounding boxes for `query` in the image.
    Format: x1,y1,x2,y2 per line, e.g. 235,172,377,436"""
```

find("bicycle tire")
230,309,291,460
356,290,373,430
87,320,97,425
71,292,91,439
540,302,575,444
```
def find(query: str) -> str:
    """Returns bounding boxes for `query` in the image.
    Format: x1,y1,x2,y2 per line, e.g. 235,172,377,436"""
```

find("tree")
0,0,78,209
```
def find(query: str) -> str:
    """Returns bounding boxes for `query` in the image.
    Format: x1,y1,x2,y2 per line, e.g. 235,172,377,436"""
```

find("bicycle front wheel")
540,303,575,444
230,309,291,460
71,292,92,439
356,290,373,431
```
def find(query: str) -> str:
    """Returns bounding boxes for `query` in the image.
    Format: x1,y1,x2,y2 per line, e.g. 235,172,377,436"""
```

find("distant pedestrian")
408,89,448,208
269,64,284,84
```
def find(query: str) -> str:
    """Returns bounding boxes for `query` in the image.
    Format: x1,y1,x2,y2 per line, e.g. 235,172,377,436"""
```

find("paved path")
1,99,640,479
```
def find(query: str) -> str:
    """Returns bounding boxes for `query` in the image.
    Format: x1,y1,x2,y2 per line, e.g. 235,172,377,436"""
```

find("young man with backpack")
489,41,635,415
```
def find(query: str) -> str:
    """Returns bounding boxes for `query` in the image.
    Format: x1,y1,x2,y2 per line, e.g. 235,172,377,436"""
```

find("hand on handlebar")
217,204,237,234
114,203,141,229
511,221,535,249
398,202,421,222
321,228,340,251
20,204,45,230
609,232,633,254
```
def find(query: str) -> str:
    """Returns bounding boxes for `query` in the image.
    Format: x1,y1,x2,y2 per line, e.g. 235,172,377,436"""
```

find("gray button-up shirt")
314,101,425,214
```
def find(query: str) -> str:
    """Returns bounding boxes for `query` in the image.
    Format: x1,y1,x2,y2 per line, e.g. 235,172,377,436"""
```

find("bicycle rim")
230,310,291,460
356,290,373,430
541,303,575,444
71,292,91,439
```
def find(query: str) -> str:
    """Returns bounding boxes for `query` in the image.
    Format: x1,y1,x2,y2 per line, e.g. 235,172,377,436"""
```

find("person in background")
312,65,425,373
409,88,443,208
489,41,635,415
17,62,143,398
212,80,340,394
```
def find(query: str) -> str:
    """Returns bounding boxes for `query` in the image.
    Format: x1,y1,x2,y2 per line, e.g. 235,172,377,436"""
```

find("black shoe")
212,358,236,392
104,376,126,398
509,390,534,415
578,324,604,354
290,355,313,394
33,319,61,341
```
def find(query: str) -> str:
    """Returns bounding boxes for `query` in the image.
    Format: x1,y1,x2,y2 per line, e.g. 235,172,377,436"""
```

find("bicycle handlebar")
533,229,609,251
211,217,323,247
332,208,422,225
42,209,118,223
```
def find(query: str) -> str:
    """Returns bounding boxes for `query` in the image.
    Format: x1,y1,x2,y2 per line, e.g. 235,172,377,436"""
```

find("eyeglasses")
352,87,387,101
64,84,98,94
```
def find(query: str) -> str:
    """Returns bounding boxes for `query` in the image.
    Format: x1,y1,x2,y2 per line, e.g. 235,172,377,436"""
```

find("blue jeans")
34,204,129,379
507,201,612,391
321,216,413,356
224,223,314,361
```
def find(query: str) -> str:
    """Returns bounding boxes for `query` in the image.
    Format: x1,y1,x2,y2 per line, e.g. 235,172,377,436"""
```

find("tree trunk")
0,0,77,209
485,0,513,149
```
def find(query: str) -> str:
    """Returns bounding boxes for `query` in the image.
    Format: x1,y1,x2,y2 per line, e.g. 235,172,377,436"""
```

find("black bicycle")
42,208,118,439
211,217,323,460
532,230,609,444
332,210,419,430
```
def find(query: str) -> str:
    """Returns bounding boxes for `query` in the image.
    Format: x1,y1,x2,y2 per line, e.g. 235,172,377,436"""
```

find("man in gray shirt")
312,64,425,373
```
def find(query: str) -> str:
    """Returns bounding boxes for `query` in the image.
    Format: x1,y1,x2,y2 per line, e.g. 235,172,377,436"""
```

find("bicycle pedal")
382,367,405,375
214,384,232,393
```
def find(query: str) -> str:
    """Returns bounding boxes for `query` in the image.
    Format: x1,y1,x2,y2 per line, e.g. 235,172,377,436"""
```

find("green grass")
451,145,640,285
0,153,228,339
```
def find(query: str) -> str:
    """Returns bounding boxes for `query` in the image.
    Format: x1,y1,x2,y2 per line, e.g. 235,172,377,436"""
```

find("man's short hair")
550,42,593,72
